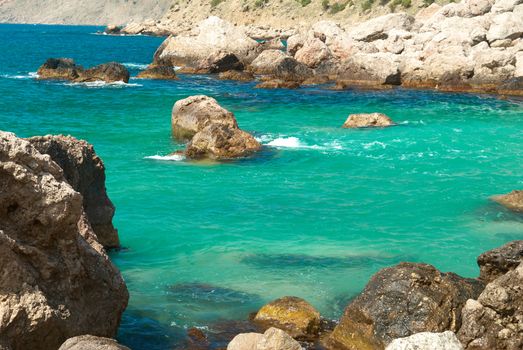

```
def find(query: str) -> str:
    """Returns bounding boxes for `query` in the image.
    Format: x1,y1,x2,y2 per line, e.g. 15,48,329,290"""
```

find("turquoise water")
1,24,522,349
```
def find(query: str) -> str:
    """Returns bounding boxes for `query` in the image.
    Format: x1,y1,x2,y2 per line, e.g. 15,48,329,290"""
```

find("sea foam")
144,154,185,161
64,80,142,88
1,72,38,79
123,63,149,70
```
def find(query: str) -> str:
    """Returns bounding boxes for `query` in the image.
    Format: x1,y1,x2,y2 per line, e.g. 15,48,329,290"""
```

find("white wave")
263,136,343,151
1,72,38,79
123,63,149,70
362,141,387,150
144,154,185,161
173,66,182,71
267,137,303,148
64,80,142,88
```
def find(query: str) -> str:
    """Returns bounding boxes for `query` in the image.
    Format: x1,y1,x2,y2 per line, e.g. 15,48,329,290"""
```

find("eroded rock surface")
492,190,523,213
385,331,463,350
137,65,179,80
228,327,301,350
342,113,395,128
477,240,523,283
59,335,130,350
75,62,130,83
37,58,83,80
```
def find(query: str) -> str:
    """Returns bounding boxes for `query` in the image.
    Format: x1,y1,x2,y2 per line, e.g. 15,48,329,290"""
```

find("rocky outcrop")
37,58,83,80
477,240,523,283
342,113,395,128
218,70,255,82
199,51,244,74
228,327,301,350
457,262,523,349
254,296,321,339
185,124,261,160
27,135,119,249
491,190,523,213
59,335,130,350
255,80,300,89
136,65,179,80
75,62,130,84
0,131,128,350
104,25,121,35
326,262,483,349
385,331,463,350
249,50,312,83
171,95,238,141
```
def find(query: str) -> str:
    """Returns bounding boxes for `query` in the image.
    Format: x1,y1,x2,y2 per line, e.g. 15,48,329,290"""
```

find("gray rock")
386,331,463,350
59,335,130,350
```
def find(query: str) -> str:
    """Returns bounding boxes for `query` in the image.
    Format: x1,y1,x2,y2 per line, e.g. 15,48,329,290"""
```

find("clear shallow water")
1,24,522,349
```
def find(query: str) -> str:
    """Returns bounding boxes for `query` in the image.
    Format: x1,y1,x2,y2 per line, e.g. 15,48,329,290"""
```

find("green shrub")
322,0,330,9
254,0,268,7
210,0,225,7
401,0,411,7
330,1,348,13
379,0,389,5
361,0,374,11
422,0,435,5
297,0,312,6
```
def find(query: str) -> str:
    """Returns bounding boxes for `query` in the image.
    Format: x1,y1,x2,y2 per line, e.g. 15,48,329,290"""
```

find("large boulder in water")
254,296,321,339
59,335,130,350
249,50,313,82
491,190,523,213
37,58,83,80
75,62,130,83
171,95,238,141
385,331,463,350
185,124,261,160
342,113,395,128
326,262,484,349
27,135,119,249
0,131,128,350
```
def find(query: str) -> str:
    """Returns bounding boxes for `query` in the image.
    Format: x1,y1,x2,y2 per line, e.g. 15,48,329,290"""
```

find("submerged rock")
218,70,255,82
171,95,238,141
37,58,83,80
255,80,300,89
228,327,301,350
185,124,261,160
326,262,483,349
477,240,523,283
137,65,179,80
492,190,523,213
58,335,130,350
0,131,128,350
342,113,395,128
75,62,130,83
385,331,463,350
28,135,119,249
254,296,321,339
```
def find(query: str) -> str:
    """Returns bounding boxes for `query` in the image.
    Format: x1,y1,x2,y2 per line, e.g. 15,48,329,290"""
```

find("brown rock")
201,51,244,73
477,240,523,283
185,124,261,160
254,296,321,339
249,49,312,82
37,58,83,80
218,70,255,82
27,135,119,249
104,25,121,35
326,262,484,350
492,190,523,213
342,113,395,129
171,95,238,141
137,65,179,80
0,131,128,350
75,62,130,83
58,335,130,350
255,80,300,89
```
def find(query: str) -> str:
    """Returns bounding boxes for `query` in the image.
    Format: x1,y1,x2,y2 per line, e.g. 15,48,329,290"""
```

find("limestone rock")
37,58,83,80
185,124,261,160
486,6,523,43
227,332,264,350
385,331,464,350
75,62,130,83
342,113,395,128
255,80,300,89
477,240,523,283
228,328,301,350
294,37,331,69
58,335,130,350
286,34,304,56
254,296,321,339
326,262,484,349
249,49,313,82
27,135,119,249
218,70,255,81
104,25,121,35
350,13,415,42
338,53,402,86
171,95,238,141
137,65,179,80
491,190,523,213
199,51,244,73
0,131,128,350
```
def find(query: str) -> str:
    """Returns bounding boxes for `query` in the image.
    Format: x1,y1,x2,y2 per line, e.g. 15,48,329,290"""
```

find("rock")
294,37,331,69
0,131,128,350
228,328,301,350
254,296,321,339
350,13,415,42
227,333,264,350
137,65,179,80
185,124,261,160
486,6,523,43
286,34,304,56
75,62,130,83
326,262,484,349
260,37,285,51
58,335,130,350
338,53,402,86
199,51,244,73
37,58,83,80
153,17,260,70
498,77,523,95
490,0,523,14
477,240,523,283
255,80,300,89
249,49,313,82
171,95,238,141
457,262,523,350
342,113,395,129
386,331,463,350
415,3,442,21
27,135,119,249
104,25,121,35
218,70,255,82
492,190,523,212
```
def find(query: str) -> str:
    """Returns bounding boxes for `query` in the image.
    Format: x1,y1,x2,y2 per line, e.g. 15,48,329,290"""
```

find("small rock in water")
37,58,83,80
219,70,255,82
491,190,523,213
255,80,300,89
75,62,130,83
137,65,179,80
104,24,121,35
342,113,395,128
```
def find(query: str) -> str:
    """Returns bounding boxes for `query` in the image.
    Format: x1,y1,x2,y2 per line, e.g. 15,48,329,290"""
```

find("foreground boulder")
59,335,130,350
171,95,238,141
342,113,395,128
137,65,179,80
228,327,301,350
185,124,261,160
37,58,83,80
75,62,130,84
28,135,119,249
477,240,523,283
0,131,128,350
385,331,463,350
458,262,523,349
326,262,484,349
254,296,321,339
491,190,523,213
